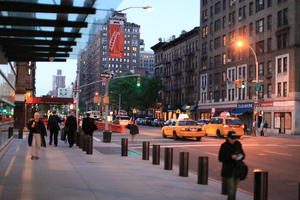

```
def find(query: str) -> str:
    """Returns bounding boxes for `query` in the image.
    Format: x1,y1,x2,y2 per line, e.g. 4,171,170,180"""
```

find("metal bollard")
152,144,160,165
18,128,23,139
164,147,173,170
79,133,84,149
8,127,13,138
86,135,93,155
179,152,189,177
254,170,268,200
142,141,150,160
76,131,80,147
198,156,208,185
121,138,128,156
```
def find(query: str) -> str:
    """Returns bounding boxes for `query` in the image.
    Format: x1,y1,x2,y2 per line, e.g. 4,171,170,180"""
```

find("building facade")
77,12,141,111
198,0,300,134
138,50,155,76
52,69,65,97
152,27,200,120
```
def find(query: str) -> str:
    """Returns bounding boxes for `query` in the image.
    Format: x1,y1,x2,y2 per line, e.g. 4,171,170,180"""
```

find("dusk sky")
36,0,200,96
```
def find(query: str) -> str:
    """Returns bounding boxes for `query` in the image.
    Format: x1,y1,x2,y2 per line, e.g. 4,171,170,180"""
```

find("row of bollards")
120,138,277,200
77,129,93,155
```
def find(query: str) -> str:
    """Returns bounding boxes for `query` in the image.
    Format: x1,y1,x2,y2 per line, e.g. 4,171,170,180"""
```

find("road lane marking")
264,150,291,157
93,137,101,142
4,156,16,177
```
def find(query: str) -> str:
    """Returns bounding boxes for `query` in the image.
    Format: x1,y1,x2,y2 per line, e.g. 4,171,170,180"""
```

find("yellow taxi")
204,117,245,137
162,119,206,141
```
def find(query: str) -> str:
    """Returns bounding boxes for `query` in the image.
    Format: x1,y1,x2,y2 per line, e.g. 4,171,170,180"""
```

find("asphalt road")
99,126,300,200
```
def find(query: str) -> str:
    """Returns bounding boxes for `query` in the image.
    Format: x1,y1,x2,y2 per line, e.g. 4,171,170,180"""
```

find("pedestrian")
260,122,266,136
126,120,139,143
27,112,47,160
65,111,77,147
82,113,97,136
47,110,62,146
252,120,257,136
218,131,246,200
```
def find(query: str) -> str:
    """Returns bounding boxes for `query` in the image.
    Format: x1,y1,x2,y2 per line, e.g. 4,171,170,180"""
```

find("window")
285,112,292,129
222,16,226,28
202,26,208,38
267,38,272,52
283,82,287,97
209,74,213,85
263,112,271,128
222,71,226,83
277,58,282,73
249,2,254,16
258,84,264,99
267,84,272,98
202,9,208,23
215,1,221,14
229,11,235,24
267,15,272,30
210,6,213,17
249,86,252,99
277,82,282,97
223,35,227,46
277,32,288,49
256,0,264,12
210,40,213,51
215,19,221,32
214,37,221,49
256,40,264,54
283,57,287,72
210,23,213,34
249,23,253,36
222,53,227,65
278,8,288,27
202,0,208,6
267,61,272,74
267,0,272,7
258,62,264,75
214,55,221,66
256,18,264,33
223,0,226,10
202,42,207,54
27,68,31,75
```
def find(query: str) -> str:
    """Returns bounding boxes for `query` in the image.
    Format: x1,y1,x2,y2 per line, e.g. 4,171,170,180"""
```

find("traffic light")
136,77,141,87
235,79,242,88
241,80,246,89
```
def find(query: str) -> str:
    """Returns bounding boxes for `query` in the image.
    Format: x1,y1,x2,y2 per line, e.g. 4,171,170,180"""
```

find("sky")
35,0,200,96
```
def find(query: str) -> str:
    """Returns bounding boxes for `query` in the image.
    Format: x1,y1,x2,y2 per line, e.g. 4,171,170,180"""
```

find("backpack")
234,161,248,180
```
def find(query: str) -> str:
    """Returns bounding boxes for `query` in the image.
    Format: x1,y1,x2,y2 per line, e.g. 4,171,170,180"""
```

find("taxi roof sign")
178,113,189,120
176,109,181,114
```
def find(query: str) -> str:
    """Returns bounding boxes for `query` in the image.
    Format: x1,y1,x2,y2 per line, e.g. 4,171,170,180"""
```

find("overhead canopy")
230,108,253,116
0,0,123,62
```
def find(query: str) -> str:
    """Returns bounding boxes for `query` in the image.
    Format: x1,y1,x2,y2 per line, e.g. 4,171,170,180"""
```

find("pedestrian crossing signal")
136,77,141,87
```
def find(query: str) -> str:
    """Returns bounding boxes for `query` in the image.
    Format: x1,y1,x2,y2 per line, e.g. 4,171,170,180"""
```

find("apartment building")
199,0,300,134
152,28,200,120
77,12,141,111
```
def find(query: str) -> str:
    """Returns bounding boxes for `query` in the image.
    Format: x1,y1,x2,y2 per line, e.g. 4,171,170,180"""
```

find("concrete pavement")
0,133,252,200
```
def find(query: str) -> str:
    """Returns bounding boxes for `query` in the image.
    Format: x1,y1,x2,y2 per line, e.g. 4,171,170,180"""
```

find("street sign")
176,109,181,114
99,73,113,79
103,96,109,105
93,96,101,104
132,108,137,114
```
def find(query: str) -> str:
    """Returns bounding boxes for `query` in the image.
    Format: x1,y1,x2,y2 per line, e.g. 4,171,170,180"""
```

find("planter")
103,130,112,143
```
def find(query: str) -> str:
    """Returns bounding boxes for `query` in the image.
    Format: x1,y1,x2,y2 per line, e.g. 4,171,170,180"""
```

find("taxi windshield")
179,121,198,126
225,119,242,125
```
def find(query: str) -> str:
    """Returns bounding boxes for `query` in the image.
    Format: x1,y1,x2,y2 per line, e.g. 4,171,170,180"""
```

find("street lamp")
235,39,260,132
97,6,153,12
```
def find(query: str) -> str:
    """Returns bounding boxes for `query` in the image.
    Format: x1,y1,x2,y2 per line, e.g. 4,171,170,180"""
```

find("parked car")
135,118,144,125
113,115,131,125
204,117,245,137
161,119,205,141
152,119,164,127
144,117,156,126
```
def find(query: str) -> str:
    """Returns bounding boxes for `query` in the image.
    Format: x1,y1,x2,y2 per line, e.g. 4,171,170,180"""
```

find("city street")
95,126,300,200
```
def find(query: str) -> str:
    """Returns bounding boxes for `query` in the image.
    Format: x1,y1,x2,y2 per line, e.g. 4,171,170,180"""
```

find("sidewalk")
0,133,252,200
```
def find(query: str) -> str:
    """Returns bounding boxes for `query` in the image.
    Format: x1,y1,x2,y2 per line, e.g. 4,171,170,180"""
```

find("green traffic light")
137,83,141,87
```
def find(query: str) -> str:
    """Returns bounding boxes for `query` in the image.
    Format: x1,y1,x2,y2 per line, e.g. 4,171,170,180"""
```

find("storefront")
181,104,197,120
230,103,254,131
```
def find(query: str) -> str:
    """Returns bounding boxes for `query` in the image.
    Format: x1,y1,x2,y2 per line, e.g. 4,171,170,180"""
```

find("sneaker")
35,157,39,160
31,156,35,160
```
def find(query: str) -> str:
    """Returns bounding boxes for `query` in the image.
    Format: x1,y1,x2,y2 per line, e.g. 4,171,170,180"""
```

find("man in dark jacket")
82,113,97,136
65,111,77,147
47,110,62,146
218,131,245,200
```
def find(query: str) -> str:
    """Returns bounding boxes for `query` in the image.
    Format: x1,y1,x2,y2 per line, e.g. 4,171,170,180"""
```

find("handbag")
234,161,248,180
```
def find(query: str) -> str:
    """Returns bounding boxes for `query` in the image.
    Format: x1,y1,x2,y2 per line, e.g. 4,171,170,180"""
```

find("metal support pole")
121,138,128,156
118,94,121,115
152,144,160,165
104,78,110,131
142,141,150,160
18,128,23,139
198,156,208,185
86,135,93,155
164,147,173,170
179,152,189,177
254,170,268,200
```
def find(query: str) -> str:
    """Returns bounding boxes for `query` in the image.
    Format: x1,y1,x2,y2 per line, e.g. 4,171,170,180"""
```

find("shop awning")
230,107,253,115
182,104,197,111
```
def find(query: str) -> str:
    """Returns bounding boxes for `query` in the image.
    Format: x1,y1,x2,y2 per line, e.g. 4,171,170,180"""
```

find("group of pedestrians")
27,111,97,160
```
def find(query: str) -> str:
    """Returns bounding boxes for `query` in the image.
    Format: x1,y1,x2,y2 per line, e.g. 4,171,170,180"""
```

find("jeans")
223,177,240,200
49,130,59,146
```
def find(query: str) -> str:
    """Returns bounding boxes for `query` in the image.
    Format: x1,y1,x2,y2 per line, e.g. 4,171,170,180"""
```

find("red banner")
26,97,73,104
109,19,124,58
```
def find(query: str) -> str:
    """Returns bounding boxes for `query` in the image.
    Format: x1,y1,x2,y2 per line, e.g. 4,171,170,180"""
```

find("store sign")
256,102,273,107
237,103,253,109
109,19,124,58
273,101,294,107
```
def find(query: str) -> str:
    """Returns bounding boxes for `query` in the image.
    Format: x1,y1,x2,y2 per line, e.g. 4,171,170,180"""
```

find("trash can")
103,130,112,143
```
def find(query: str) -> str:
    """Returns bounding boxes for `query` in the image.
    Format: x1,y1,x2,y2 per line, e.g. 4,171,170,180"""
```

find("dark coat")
126,124,139,135
27,119,47,147
218,140,245,178
82,117,97,136
47,114,61,131
65,115,77,133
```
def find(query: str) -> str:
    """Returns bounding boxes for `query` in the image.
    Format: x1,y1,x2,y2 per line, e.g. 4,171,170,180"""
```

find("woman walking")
126,120,139,143
27,112,47,160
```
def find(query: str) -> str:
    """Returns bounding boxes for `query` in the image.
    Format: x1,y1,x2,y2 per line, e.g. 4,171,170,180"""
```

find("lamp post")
235,39,260,133
97,6,152,12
